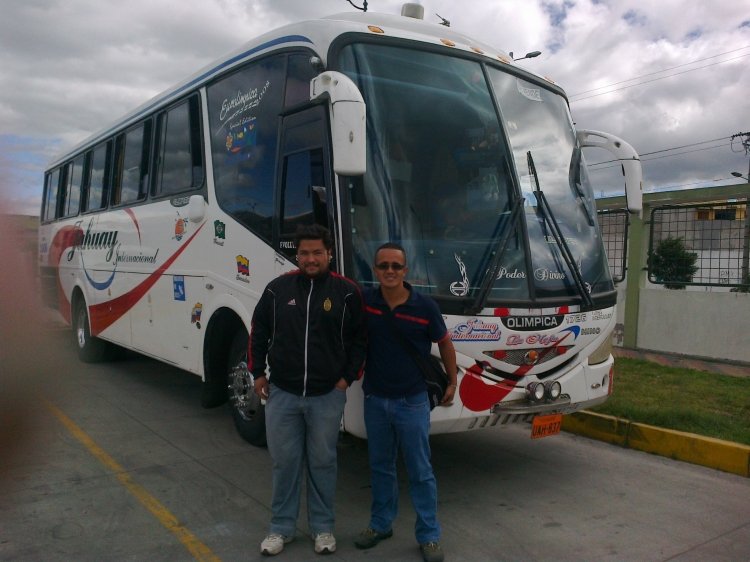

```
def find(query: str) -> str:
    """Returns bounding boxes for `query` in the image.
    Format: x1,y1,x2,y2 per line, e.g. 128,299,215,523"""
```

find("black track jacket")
249,270,366,396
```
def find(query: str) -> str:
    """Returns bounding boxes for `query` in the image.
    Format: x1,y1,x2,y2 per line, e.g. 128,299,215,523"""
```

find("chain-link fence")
648,202,749,289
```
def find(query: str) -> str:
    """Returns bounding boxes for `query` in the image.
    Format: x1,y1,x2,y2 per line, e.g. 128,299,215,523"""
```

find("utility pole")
731,132,750,289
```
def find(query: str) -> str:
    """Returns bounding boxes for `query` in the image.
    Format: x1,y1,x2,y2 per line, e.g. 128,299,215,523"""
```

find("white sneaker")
260,533,292,556
313,532,337,554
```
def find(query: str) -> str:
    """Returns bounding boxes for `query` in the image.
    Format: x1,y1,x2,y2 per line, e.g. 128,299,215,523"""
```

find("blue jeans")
265,384,347,536
364,391,440,543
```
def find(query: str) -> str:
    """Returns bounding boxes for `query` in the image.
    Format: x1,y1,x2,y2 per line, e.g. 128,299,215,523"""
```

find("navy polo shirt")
363,282,448,398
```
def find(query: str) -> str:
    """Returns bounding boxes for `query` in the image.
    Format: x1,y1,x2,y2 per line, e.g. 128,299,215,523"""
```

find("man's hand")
440,383,457,406
335,377,349,391
254,376,269,399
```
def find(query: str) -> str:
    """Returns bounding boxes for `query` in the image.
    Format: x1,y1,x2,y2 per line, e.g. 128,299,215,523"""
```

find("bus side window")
207,54,286,243
279,148,328,259
113,120,152,206
284,54,318,108
63,155,85,218
86,141,110,212
154,95,204,196
277,106,330,260
42,168,62,221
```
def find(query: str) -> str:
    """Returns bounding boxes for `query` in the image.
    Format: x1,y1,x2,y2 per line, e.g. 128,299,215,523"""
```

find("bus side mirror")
311,71,366,176
577,129,643,217
188,194,206,223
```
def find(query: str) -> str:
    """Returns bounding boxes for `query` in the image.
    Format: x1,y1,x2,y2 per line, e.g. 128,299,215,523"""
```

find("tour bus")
39,4,642,447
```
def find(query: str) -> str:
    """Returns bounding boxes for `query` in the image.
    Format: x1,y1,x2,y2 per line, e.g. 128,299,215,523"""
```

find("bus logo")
214,220,226,246
236,255,250,282
450,319,501,341
174,218,188,241
191,302,203,326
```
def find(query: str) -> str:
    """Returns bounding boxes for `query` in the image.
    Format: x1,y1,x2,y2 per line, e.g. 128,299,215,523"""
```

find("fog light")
527,382,545,402
545,380,562,400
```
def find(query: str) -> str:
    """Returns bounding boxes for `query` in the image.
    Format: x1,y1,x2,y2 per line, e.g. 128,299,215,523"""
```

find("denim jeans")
364,391,440,543
265,383,347,536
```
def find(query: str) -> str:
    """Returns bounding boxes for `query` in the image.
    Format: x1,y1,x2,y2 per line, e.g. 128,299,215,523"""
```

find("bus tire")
227,328,267,447
73,298,111,363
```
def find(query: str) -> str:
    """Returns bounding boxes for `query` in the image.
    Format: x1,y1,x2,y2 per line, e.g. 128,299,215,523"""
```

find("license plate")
531,413,562,439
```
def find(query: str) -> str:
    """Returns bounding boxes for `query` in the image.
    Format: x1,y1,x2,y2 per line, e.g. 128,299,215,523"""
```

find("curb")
562,411,750,478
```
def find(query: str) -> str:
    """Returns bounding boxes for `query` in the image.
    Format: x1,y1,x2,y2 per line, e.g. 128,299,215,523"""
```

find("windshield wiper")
528,151,594,308
569,147,596,227
464,195,524,315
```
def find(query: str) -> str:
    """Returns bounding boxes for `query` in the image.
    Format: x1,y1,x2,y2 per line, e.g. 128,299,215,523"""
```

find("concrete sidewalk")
563,347,750,477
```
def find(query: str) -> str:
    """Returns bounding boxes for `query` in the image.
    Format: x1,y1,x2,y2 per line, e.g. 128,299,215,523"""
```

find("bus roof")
48,8,556,169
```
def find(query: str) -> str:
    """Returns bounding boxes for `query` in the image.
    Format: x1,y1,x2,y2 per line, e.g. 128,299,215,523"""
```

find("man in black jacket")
250,224,366,556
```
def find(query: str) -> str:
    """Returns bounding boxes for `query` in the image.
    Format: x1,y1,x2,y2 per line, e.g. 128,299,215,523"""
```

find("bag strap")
382,308,433,379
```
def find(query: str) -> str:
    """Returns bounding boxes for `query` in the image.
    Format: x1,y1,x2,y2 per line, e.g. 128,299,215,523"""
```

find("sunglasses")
375,262,406,271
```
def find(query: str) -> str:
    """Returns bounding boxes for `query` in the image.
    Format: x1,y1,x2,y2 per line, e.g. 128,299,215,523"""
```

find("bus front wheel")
73,298,111,363
227,329,267,447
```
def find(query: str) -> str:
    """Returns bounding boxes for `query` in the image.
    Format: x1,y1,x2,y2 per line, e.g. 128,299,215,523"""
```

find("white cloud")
1,0,749,215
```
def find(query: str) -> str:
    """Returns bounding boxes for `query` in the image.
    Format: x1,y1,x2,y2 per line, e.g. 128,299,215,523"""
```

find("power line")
590,143,729,171
568,46,750,97
648,176,744,191
569,53,750,102
588,136,731,167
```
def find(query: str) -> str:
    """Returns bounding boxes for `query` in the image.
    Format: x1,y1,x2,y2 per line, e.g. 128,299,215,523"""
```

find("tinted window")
113,121,151,205
155,96,204,196
63,155,84,217
86,142,109,211
207,55,286,241
43,168,61,221
284,54,317,107
278,107,329,259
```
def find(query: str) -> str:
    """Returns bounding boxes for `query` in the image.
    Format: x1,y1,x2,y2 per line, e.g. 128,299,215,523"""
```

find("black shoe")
420,541,444,562
354,528,393,549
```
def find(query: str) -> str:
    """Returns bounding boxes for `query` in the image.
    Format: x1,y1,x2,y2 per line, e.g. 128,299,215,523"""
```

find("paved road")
1,325,749,561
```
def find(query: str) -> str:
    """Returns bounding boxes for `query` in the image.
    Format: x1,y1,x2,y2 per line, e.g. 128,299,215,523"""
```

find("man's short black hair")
374,242,407,263
294,224,333,250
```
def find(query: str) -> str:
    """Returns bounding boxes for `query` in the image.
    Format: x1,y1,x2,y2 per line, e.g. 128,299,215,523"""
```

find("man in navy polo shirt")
355,242,457,562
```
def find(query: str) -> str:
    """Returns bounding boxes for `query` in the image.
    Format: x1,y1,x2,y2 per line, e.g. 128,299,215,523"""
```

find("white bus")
39,4,642,447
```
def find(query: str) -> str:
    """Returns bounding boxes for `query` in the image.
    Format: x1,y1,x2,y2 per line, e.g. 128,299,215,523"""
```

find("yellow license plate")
531,413,563,439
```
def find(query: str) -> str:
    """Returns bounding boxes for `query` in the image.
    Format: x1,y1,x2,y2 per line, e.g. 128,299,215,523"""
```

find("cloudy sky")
1,0,748,215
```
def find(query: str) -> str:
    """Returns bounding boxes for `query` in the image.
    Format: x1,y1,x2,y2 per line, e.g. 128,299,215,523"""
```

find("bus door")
274,105,333,273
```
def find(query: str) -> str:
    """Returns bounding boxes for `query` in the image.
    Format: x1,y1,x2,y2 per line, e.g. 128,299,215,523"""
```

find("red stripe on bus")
89,222,206,336
124,208,141,244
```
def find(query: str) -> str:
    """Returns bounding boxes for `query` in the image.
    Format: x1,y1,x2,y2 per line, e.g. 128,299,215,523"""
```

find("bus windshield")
338,43,613,309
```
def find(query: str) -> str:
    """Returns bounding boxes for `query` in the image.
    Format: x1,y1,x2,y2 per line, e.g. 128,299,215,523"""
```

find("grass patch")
589,357,750,446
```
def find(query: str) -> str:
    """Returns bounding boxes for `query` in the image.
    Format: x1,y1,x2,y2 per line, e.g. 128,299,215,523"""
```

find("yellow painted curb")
561,410,628,446
562,411,750,478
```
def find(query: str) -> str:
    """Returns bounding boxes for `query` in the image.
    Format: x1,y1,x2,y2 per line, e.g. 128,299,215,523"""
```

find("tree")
648,237,699,290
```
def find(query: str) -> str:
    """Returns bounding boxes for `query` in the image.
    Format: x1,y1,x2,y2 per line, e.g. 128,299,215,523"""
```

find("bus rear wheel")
227,329,267,447
73,298,111,363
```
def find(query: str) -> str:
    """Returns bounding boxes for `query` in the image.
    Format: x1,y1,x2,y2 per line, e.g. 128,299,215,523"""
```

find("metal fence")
648,202,749,289
597,209,629,283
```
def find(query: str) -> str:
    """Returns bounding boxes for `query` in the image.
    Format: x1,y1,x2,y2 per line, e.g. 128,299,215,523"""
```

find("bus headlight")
545,380,562,400
588,335,612,365
527,381,546,402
